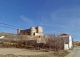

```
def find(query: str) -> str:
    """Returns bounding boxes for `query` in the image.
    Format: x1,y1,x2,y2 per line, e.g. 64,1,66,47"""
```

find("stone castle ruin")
17,26,43,36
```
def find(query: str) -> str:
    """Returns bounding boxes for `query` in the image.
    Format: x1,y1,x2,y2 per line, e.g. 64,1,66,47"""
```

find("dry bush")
43,34,64,55
2,42,10,48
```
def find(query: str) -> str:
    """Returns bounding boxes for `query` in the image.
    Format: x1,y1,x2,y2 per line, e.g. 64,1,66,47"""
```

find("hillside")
0,32,16,36
0,32,31,41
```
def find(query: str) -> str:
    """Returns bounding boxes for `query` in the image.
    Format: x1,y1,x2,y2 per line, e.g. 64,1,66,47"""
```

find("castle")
17,26,43,36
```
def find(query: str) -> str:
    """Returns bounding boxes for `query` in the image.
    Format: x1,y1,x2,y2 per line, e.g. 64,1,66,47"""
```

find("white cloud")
41,22,67,28
20,15,34,25
51,7,80,19
39,7,80,36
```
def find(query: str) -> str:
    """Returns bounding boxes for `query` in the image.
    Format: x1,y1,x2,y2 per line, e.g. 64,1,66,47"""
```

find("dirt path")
65,46,80,57
0,48,47,55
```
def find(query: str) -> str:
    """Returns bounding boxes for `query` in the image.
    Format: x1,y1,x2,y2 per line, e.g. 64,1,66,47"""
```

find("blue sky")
0,0,80,41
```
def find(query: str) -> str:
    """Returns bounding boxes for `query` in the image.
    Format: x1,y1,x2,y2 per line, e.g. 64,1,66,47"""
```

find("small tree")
45,34,64,54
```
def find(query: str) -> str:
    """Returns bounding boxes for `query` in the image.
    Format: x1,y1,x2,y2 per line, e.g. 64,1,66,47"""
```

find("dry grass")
0,48,70,57
58,52,69,57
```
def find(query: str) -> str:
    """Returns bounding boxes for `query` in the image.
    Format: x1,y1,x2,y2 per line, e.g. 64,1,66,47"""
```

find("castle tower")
17,29,20,35
30,27,36,36
37,26,43,33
